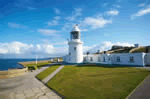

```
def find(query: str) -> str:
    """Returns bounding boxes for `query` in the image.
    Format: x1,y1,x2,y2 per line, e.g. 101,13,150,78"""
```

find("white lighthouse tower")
68,25,83,63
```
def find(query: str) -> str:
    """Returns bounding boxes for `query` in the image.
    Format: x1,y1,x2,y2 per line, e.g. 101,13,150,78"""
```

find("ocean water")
0,58,50,71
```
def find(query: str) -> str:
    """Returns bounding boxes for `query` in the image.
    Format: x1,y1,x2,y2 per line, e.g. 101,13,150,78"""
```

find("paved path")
0,66,62,99
127,67,150,99
42,65,64,84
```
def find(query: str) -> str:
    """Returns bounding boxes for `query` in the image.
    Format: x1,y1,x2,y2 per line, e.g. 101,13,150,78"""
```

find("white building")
64,25,83,63
63,25,150,67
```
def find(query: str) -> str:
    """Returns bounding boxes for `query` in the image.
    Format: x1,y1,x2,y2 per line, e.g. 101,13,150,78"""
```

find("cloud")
0,41,68,58
27,7,36,10
47,16,61,26
138,3,145,7
38,29,59,36
101,3,109,7
84,41,134,53
8,22,27,29
82,17,112,29
106,10,119,16
131,6,150,19
48,20,58,26
80,29,88,32
54,16,61,20
14,3,36,10
54,8,60,14
112,5,121,8
0,41,32,54
65,8,82,21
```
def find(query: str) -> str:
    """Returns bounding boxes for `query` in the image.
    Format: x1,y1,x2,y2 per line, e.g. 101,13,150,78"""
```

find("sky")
0,0,150,58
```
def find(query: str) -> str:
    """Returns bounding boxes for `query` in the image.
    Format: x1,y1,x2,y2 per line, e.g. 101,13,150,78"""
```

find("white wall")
110,53,144,66
68,41,83,63
83,53,145,66
145,53,150,65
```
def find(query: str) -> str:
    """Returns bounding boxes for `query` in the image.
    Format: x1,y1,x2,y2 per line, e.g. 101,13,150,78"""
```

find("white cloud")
48,20,58,26
38,29,59,36
131,7,150,19
84,41,134,53
47,16,61,26
14,3,36,10
101,3,108,7
82,17,112,29
66,8,82,21
54,16,61,20
8,22,27,29
27,7,36,10
138,3,145,7
112,5,121,8
80,29,88,32
54,8,60,14
0,41,68,58
106,10,119,16
0,41,32,54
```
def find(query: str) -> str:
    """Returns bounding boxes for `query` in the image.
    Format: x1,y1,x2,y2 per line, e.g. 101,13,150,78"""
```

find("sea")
0,58,50,71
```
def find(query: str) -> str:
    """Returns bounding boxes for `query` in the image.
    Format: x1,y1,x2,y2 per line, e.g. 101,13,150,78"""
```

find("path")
126,67,150,99
42,65,64,84
0,66,62,99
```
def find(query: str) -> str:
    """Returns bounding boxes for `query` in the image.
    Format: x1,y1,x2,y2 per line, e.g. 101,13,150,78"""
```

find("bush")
28,65,37,70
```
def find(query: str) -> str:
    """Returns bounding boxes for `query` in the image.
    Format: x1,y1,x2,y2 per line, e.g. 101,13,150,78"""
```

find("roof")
71,25,80,32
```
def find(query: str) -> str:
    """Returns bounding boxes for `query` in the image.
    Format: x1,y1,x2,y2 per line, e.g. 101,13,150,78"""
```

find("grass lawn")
20,60,51,70
36,65,60,81
47,65,150,99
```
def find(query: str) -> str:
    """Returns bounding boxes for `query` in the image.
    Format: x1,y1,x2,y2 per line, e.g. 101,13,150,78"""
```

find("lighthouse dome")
71,25,80,32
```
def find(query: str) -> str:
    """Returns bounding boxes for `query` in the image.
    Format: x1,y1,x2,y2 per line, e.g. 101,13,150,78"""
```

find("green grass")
36,65,60,81
47,65,150,99
20,61,51,70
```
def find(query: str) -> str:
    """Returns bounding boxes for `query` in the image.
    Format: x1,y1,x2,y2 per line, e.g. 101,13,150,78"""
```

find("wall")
68,41,83,63
83,53,145,66
110,53,144,66
145,53,150,65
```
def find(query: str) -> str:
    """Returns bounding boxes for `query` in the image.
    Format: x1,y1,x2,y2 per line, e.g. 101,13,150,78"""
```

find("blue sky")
0,0,150,58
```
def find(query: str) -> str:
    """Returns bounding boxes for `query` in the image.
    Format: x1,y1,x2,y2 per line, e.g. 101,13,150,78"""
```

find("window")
98,57,101,62
69,57,71,61
103,57,105,62
72,32,79,39
74,47,76,51
84,57,86,61
69,52,71,55
90,57,93,61
130,56,134,62
117,56,120,62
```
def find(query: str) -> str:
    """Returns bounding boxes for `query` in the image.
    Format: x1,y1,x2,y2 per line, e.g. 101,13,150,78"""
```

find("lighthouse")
68,25,83,63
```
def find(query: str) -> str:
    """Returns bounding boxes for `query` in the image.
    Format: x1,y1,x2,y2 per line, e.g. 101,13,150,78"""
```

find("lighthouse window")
74,47,76,51
73,32,78,39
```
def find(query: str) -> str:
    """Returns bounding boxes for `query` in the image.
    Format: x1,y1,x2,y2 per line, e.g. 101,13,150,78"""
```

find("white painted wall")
68,41,83,63
83,53,145,66
144,53,150,65
110,53,145,66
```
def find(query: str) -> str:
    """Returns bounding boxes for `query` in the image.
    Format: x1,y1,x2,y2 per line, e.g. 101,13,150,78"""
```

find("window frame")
129,56,134,63
117,56,120,62
90,57,93,61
